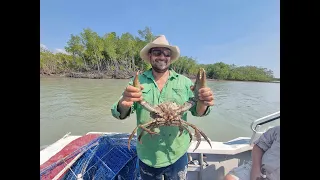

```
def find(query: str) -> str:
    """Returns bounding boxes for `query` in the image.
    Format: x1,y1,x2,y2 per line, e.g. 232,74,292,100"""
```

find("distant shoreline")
40,72,279,84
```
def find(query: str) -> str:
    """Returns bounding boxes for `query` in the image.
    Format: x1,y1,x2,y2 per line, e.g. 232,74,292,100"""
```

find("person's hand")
252,172,261,180
251,167,263,180
119,85,144,108
191,86,214,106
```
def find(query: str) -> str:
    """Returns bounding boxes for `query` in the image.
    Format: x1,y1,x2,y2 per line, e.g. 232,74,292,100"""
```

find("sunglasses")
150,49,171,57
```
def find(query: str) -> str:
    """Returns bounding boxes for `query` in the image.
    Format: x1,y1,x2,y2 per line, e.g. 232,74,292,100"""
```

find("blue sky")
40,0,280,78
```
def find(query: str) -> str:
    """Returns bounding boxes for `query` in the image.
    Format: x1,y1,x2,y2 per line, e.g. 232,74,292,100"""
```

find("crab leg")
138,130,146,143
128,120,158,150
133,71,158,113
178,119,185,137
193,129,202,152
179,124,193,142
138,123,159,143
178,100,196,113
140,124,158,135
166,119,194,143
175,120,188,138
128,126,138,150
147,119,193,142
184,126,193,142
181,120,212,150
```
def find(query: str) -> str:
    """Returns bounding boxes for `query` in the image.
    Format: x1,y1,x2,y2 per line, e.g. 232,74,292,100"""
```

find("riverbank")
40,72,279,83
40,71,131,79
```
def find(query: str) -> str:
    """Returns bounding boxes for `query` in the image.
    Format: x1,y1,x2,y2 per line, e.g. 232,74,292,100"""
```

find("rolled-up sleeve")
110,96,135,120
190,105,212,117
254,126,279,151
110,78,136,120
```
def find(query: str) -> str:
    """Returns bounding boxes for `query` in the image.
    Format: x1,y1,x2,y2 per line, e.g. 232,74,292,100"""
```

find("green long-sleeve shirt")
111,69,211,168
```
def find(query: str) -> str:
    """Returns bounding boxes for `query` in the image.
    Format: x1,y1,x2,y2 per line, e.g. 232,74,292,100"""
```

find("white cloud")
40,44,48,50
54,48,70,55
40,44,70,55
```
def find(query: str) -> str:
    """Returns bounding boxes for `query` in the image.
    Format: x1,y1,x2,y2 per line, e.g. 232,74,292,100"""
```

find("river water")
40,77,280,147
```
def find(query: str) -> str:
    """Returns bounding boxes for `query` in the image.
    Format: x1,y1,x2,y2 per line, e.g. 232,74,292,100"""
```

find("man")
224,126,280,180
111,35,214,180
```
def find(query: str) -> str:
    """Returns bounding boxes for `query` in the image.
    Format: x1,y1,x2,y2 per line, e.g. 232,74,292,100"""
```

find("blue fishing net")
41,133,140,180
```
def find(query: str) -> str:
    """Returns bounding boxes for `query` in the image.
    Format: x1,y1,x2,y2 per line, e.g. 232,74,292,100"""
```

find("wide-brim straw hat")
140,35,180,63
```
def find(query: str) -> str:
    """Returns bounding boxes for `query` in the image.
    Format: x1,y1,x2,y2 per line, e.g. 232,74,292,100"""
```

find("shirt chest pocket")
171,88,189,105
141,88,152,103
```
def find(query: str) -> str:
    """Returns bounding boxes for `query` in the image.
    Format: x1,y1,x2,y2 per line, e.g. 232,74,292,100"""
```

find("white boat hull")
40,111,279,180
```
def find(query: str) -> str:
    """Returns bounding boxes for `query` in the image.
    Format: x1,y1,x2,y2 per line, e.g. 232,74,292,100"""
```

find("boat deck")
40,111,279,180
40,132,253,164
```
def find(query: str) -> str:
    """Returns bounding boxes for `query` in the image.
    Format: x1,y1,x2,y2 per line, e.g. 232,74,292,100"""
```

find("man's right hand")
251,166,263,180
119,85,144,108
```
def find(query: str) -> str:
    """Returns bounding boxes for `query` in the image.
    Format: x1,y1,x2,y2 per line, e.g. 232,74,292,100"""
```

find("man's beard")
151,59,170,73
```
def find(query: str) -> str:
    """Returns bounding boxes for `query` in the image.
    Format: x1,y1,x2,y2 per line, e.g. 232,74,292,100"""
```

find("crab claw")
133,71,158,113
178,68,207,113
194,68,206,102
194,68,207,109
133,71,141,89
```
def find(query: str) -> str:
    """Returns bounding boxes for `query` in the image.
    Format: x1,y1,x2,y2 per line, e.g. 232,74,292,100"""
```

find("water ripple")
40,77,280,146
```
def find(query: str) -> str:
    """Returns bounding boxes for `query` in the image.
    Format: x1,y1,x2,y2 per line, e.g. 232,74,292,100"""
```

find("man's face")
148,47,172,73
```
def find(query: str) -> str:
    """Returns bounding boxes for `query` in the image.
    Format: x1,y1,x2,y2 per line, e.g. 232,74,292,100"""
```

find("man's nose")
158,53,166,59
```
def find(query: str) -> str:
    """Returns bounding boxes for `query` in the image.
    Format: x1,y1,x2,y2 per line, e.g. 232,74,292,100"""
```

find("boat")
40,111,280,180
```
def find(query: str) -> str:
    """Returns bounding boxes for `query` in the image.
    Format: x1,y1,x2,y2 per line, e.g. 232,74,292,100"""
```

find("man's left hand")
198,87,214,106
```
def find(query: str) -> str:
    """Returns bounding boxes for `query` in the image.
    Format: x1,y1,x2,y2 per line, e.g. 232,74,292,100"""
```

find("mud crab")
128,68,212,152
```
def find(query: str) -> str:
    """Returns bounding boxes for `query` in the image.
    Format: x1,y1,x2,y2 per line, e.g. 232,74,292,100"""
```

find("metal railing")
249,111,280,145
250,111,280,133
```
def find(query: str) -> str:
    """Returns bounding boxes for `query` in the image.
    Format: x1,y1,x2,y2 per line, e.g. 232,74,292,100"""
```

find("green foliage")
40,26,276,82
